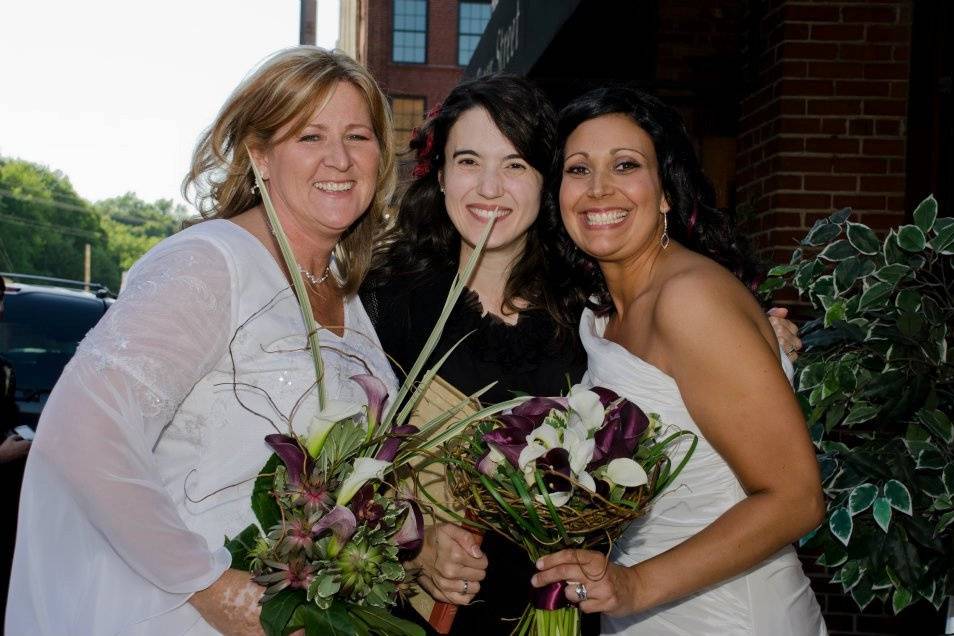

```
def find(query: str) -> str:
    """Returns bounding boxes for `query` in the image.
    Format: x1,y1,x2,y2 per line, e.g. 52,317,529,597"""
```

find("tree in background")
0,157,182,292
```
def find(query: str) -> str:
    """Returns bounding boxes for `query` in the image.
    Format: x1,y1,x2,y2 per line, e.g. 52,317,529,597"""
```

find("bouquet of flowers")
431,385,696,636
223,159,523,635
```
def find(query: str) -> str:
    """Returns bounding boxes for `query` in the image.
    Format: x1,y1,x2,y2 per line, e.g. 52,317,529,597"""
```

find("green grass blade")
248,150,325,409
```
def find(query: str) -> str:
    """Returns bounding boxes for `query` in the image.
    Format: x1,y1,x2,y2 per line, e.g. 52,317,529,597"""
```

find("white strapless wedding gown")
579,309,827,636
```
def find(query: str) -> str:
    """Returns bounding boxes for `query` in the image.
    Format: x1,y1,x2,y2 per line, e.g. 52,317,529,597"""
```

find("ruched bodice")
579,309,826,636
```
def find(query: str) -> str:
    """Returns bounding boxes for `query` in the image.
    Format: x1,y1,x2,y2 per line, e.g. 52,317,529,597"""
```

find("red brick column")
736,0,912,265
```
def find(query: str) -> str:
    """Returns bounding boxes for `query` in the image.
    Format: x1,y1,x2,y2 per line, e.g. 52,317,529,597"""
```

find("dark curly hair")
554,86,762,313
366,75,582,333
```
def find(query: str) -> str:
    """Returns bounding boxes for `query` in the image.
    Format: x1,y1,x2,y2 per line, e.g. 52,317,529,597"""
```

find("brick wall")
362,0,464,110
736,0,912,265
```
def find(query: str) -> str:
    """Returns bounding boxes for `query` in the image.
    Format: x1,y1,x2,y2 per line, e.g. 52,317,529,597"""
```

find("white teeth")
314,181,354,192
469,207,510,219
585,210,628,226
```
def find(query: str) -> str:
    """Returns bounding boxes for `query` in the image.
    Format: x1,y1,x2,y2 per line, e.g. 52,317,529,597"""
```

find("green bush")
761,195,953,614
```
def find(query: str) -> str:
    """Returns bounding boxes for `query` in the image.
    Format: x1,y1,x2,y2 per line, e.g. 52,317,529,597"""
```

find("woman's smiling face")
559,113,669,264
439,107,543,257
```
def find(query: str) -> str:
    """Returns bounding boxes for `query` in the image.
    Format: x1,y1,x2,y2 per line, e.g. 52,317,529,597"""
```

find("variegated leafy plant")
761,195,953,615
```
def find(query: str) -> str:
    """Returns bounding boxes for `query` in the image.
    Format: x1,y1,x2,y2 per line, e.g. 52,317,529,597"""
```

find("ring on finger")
462,580,470,595
574,582,588,602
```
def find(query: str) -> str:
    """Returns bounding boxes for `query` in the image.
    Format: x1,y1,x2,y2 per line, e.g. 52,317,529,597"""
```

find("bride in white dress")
532,87,827,635
6,48,399,635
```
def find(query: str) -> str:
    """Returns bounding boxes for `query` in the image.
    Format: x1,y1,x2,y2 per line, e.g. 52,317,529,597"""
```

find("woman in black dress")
361,75,800,634
362,75,587,635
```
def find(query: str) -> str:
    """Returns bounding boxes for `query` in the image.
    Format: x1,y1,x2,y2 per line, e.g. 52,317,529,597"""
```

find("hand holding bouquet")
435,385,695,635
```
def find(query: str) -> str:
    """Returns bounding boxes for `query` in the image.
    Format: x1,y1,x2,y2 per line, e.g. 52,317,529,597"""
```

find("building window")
392,96,426,150
458,1,492,66
392,0,427,63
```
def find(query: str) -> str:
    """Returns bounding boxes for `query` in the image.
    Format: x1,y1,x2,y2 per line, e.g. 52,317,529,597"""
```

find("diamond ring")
575,582,588,602
462,580,470,595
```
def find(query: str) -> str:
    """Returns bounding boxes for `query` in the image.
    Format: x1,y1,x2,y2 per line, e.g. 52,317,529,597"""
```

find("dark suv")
0,274,113,430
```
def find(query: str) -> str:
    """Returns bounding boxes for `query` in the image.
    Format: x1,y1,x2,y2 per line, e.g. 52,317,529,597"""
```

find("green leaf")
897,224,926,252
819,239,857,261
767,264,797,277
830,207,852,224
252,454,283,531
917,410,954,444
897,312,923,338
843,403,879,427
912,195,937,233
829,507,853,545
849,483,878,515
812,276,835,300
798,362,826,390
223,524,262,572
350,605,426,636
892,587,914,614
824,302,847,327
917,449,946,470
260,588,307,636
931,223,954,254
874,263,910,285
805,220,842,246
859,281,893,310
895,289,922,312
834,257,874,295
846,221,880,255
884,480,913,515
288,601,359,636
944,463,954,495
758,276,785,295
883,230,904,264
839,560,864,591
936,511,954,536
852,582,876,610
873,497,893,532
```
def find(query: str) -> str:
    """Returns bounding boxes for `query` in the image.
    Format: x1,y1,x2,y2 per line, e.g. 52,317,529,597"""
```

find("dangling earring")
251,183,260,195
660,212,671,249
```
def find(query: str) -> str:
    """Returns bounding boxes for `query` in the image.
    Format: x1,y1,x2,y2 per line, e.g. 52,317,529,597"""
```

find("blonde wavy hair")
183,46,396,294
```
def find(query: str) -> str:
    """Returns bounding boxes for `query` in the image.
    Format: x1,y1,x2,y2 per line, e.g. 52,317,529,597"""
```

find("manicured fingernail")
471,547,482,558
530,575,538,586
536,559,543,569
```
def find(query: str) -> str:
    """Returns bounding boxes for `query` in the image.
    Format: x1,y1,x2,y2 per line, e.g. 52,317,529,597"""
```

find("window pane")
391,97,425,150
458,1,491,66
392,0,427,63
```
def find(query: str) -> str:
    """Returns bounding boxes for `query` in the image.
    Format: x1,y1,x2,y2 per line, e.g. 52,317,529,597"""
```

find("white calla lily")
336,457,391,506
517,442,549,470
567,385,605,434
526,423,561,450
535,490,573,507
306,399,364,457
562,426,596,476
577,470,597,493
604,457,648,488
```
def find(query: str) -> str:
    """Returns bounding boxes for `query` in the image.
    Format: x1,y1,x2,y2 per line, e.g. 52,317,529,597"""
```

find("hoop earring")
660,212,671,249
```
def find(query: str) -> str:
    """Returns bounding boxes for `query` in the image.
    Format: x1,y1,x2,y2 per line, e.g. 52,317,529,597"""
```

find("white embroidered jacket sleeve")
7,236,235,635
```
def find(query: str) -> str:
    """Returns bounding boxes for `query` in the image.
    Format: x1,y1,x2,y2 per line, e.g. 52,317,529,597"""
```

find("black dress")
361,269,598,635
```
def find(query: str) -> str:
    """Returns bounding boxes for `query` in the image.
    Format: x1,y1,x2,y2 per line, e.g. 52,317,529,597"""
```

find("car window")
0,292,106,398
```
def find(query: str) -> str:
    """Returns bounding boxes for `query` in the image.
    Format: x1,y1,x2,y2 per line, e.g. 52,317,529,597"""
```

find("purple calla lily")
483,426,530,468
349,484,384,526
495,414,537,435
512,397,568,421
395,499,424,556
538,447,572,494
312,504,358,542
351,374,388,432
265,434,311,487
590,400,649,468
590,386,620,408
375,425,419,463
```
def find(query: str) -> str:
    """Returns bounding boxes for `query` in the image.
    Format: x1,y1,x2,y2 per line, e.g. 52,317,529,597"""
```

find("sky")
0,0,340,210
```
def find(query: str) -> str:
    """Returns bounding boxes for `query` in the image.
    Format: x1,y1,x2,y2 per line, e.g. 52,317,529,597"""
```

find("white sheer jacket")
5,220,398,635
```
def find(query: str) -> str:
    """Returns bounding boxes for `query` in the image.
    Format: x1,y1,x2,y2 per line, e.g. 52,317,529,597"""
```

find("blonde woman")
7,48,398,635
